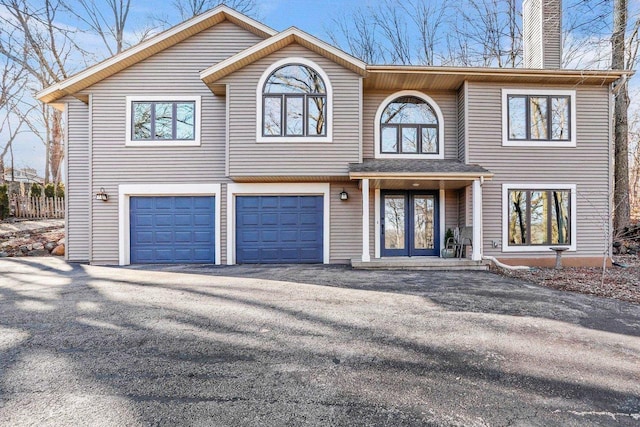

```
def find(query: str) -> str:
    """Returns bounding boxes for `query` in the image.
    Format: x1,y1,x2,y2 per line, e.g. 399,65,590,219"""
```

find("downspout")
482,255,532,271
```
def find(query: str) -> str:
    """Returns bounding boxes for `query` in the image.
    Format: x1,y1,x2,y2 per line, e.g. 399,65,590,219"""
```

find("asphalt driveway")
1,258,639,426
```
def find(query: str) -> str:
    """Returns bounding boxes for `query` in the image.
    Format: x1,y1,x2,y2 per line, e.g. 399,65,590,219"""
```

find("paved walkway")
1,258,639,426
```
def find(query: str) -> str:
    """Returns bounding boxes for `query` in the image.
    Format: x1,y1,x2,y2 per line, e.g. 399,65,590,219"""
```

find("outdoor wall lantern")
339,189,348,201
95,187,109,202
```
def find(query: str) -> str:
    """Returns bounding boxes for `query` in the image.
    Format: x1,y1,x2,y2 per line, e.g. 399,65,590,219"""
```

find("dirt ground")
496,255,640,304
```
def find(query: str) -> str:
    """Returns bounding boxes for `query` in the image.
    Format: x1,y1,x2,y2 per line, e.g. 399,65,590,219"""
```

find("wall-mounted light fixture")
339,189,348,201
95,187,108,202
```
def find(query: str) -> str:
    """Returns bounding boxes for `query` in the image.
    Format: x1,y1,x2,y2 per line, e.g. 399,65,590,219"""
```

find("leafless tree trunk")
612,0,630,234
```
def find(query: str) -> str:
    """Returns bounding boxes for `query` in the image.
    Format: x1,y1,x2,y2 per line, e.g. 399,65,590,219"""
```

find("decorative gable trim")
200,27,367,85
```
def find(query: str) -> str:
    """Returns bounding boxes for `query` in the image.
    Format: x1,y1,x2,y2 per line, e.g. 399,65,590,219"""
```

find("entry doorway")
381,191,439,257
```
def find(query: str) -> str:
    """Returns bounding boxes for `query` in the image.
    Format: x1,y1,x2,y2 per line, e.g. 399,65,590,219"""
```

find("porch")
349,159,493,267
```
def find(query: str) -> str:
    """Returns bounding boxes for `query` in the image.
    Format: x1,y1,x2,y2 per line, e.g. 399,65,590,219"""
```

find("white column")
361,178,371,262
472,179,482,261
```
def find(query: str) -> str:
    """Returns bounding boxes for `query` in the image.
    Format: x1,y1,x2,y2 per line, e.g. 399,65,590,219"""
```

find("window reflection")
262,64,327,137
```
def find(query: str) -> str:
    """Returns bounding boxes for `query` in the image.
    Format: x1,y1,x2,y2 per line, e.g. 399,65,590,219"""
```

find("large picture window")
380,96,439,155
126,96,200,146
262,64,327,137
507,188,572,247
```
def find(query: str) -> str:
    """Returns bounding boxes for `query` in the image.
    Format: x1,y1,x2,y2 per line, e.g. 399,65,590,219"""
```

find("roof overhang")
349,159,493,190
364,65,632,91
200,27,368,85
37,5,276,104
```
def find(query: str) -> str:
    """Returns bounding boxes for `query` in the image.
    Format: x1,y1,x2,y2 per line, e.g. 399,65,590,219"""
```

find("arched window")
379,96,439,155
262,64,327,137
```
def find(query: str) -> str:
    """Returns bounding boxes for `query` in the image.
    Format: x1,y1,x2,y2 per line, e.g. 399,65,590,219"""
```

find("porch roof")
349,159,493,178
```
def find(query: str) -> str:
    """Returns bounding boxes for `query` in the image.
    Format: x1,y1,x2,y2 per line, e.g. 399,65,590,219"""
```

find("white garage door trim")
118,184,221,266
227,183,331,265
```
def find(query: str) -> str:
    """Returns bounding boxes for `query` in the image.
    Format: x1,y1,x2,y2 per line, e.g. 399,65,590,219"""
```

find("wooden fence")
10,195,65,219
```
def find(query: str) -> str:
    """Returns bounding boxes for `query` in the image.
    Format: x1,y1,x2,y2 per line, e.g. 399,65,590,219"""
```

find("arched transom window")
380,96,439,154
262,64,327,137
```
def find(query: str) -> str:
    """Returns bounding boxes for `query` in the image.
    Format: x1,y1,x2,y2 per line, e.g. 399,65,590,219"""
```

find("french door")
381,191,439,257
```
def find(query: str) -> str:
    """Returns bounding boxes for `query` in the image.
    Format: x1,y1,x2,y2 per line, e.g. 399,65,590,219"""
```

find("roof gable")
200,27,367,86
37,5,276,104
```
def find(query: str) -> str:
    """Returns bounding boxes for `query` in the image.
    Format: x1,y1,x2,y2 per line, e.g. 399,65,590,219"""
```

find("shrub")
0,184,9,220
44,182,64,198
30,183,42,197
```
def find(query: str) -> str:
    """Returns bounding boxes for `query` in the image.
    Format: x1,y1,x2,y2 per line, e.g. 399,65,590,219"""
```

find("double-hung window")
126,96,201,146
502,89,576,147
502,184,576,251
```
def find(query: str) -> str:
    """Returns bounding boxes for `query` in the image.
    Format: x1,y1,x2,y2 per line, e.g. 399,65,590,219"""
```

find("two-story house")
37,0,626,268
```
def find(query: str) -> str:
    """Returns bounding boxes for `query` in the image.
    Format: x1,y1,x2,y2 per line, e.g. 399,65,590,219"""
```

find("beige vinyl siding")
223,44,361,177
457,86,466,161
65,98,91,262
541,0,562,69
330,182,362,262
84,21,261,264
445,189,460,232
362,90,458,159
467,82,610,259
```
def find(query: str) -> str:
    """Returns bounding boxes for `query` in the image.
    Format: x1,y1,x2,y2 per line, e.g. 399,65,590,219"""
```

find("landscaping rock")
51,244,65,256
19,245,29,253
32,242,44,251
0,251,7,257
45,242,56,252
57,237,65,245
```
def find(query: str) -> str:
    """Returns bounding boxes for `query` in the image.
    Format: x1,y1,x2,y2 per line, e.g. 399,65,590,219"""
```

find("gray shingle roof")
349,159,492,175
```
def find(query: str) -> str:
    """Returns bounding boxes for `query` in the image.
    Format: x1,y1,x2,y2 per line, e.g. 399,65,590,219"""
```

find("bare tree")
328,9,381,64
0,0,84,183
613,0,630,233
447,0,521,68
173,0,257,19
62,0,132,56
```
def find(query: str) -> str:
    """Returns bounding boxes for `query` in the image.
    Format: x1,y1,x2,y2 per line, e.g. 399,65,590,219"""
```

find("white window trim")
374,90,445,159
255,57,333,143
125,95,202,146
501,88,576,147
118,183,221,265
501,183,577,253
226,183,331,265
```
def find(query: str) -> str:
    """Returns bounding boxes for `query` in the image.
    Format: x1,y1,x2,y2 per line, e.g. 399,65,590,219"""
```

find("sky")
2,0,632,178
6,0,370,177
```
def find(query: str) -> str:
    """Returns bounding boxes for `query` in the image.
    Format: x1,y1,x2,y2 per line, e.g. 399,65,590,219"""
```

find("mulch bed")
496,255,640,304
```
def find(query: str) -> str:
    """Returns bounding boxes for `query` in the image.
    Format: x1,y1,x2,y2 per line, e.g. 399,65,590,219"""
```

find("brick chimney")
523,0,562,69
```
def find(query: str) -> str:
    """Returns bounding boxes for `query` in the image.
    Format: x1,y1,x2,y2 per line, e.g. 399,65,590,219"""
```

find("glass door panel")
413,195,434,250
384,195,406,252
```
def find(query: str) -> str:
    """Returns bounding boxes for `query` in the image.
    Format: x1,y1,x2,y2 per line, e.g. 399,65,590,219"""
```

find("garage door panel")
155,214,173,226
236,195,323,264
155,198,172,209
261,213,278,225
130,196,215,264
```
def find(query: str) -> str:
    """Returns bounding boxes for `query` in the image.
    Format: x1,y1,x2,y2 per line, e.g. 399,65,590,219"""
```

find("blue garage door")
236,195,323,264
130,196,215,264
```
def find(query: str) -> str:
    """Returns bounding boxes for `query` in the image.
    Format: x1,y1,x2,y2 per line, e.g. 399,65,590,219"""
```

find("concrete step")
351,257,490,271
